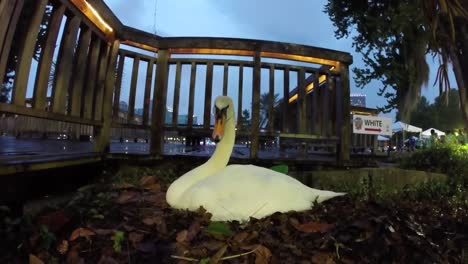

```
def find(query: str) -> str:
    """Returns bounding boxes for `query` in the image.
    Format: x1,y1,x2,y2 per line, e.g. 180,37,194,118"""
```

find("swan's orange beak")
212,115,225,143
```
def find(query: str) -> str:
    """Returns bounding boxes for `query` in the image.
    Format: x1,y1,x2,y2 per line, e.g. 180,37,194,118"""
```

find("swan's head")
212,96,235,143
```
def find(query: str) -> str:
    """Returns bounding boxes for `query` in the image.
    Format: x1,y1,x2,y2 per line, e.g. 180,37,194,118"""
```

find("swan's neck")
166,117,236,207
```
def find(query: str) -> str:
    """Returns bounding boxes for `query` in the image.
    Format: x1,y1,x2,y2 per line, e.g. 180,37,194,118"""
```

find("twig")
170,246,259,262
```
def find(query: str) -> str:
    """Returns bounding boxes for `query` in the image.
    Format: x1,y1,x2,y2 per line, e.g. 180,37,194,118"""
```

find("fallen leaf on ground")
142,217,162,226
139,176,157,187
143,193,167,207
37,210,70,233
56,240,68,255
311,252,336,264
115,191,140,204
112,182,135,190
66,245,82,264
186,221,201,242
129,232,144,247
145,183,161,192
29,254,44,264
254,245,272,264
234,232,249,243
176,230,188,243
69,227,96,241
210,244,228,264
93,228,116,236
292,220,333,233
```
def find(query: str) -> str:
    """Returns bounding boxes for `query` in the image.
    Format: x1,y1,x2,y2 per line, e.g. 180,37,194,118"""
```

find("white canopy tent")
392,121,423,134
421,128,446,138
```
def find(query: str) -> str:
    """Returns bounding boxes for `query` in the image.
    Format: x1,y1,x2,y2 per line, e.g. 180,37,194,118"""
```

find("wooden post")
142,59,154,126
268,65,275,133
312,72,320,135
250,51,261,159
187,62,197,128
237,65,243,130
93,43,110,121
203,62,213,130
82,37,101,119
94,40,120,153
282,67,290,133
69,28,92,117
322,74,331,136
12,0,48,106
297,68,306,134
52,16,81,114
150,49,169,156
33,4,66,111
223,63,228,96
0,0,24,85
127,56,140,122
112,53,125,121
172,62,182,128
339,63,351,161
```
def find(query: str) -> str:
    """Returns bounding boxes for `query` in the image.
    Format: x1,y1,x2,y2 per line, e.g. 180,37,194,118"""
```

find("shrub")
398,144,468,185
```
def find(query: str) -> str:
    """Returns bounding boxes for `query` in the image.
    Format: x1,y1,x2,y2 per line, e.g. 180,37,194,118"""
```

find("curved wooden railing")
0,0,352,161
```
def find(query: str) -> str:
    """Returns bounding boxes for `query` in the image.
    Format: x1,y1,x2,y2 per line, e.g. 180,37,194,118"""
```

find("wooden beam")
69,0,114,37
187,62,197,129
52,16,81,114
203,62,213,130
12,0,48,106
82,36,101,119
33,4,66,111
112,53,125,121
172,62,182,128
0,0,24,85
0,0,17,57
223,63,228,96
128,56,140,122
237,65,243,130
94,39,120,152
297,68,306,134
250,52,261,159
268,64,275,133
70,27,92,117
312,72,320,135
121,26,161,50
93,42,110,121
142,59,154,126
150,49,169,155
339,63,351,162
282,67,290,133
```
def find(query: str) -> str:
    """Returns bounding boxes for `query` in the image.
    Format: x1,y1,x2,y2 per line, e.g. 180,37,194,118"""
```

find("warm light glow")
121,40,158,53
70,0,114,36
351,111,374,116
288,74,327,103
260,52,338,68
169,48,254,56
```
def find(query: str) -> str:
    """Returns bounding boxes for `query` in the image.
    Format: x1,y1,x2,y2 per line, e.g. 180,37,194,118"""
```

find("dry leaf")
254,245,272,264
143,193,167,207
93,228,116,236
176,230,188,243
210,244,228,264
311,252,336,264
128,232,144,247
234,232,249,243
145,183,161,192
115,191,140,204
186,221,201,242
69,227,96,241
29,254,44,264
292,221,333,233
56,240,69,255
66,245,82,264
112,182,135,190
142,217,158,226
37,210,70,233
139,176,156,187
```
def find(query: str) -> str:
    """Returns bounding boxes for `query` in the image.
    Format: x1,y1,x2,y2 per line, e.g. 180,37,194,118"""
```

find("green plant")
112,231,125,254
39,225,56,250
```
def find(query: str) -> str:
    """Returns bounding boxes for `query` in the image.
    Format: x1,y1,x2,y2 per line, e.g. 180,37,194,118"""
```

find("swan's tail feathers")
312,190,346,203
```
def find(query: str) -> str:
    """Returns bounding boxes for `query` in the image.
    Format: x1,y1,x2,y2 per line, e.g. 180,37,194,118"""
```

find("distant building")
350,94,366,107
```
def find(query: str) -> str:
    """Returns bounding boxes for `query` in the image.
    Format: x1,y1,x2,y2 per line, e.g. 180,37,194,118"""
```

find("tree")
325,0,468,126
240,109,251,130
259,92,280,128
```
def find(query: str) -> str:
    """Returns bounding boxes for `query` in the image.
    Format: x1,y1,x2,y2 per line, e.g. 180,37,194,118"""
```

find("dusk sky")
26,0,457,123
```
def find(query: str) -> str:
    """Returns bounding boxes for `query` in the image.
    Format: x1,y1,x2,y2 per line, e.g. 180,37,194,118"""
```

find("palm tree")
259,92,280,129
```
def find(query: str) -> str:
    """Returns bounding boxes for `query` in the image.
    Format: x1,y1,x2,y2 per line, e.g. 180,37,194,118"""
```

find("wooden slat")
339,63,351,161
82,37,101,119
52,16,81,114
223,63,228,96
268,65,275,133
0,0,24,84
172,62,182,128
322,74,331,136
0,0,16,56
142,59,154,126
0,102,101,126
312,72,320,134
93,42,110,121
187,62,197,129
169,58,253,68
297,68,306,134
329,77,337,136
250,52,261,159
150,49,169,155
33,4,66,111
237,65,244,130
12,0,48,106
112,53,125,120
94,39,120,153
69,27,92,117
203,62,213,130
127,56,140,122
282,67,290,133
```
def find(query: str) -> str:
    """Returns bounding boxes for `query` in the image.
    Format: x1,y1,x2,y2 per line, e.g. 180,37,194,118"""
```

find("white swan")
166,96,345,222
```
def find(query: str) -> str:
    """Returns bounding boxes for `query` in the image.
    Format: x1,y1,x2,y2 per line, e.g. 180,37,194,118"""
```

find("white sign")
352,114,392,136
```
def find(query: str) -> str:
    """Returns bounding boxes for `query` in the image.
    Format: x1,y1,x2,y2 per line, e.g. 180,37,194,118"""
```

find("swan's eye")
214,105,229,120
